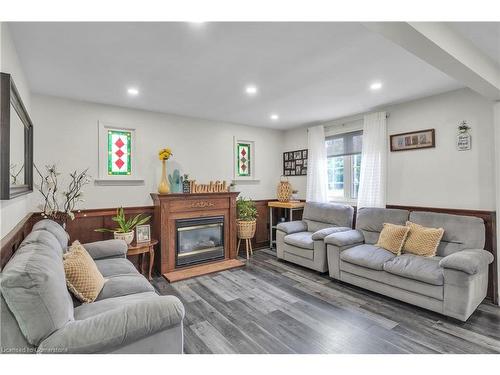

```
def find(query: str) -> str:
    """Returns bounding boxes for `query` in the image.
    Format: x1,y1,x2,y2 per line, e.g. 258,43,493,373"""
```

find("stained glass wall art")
107,130,131,175
237,142,251,177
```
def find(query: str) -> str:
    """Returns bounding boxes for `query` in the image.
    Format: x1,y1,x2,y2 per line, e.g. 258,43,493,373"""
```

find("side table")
268,201,305,250
127,239,158,280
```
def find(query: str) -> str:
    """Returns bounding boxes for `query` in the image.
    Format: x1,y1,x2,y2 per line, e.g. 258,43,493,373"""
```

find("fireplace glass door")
175,216,225,267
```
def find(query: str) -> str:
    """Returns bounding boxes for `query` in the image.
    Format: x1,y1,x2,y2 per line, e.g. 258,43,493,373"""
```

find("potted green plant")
236,196,258,244
95,207,150,244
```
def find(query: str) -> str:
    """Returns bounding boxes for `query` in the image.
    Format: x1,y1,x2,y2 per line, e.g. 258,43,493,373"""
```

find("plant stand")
237,238,253,260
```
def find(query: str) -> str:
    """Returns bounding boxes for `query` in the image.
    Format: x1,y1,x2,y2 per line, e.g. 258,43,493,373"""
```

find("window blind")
326,130,363,157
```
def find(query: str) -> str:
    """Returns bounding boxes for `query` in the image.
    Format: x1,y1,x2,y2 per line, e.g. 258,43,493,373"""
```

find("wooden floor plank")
153,249,500,354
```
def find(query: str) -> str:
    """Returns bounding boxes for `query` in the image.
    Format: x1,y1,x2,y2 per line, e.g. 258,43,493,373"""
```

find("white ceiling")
449,22,500,66
9,22,463,129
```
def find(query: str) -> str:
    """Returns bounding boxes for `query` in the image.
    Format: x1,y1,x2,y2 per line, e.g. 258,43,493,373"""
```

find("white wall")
0,23,33,238
283,88,496,210
30,95,283,210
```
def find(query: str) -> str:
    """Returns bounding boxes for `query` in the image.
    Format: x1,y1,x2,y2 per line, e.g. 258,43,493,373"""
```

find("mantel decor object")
158,147,173,194
457,121,471,151
189,180,230,193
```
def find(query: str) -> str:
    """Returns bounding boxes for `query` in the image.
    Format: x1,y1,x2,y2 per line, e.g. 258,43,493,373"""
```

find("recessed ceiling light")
127,87,139,96
270,114,279,121
370,82,383,91
245,85,258,96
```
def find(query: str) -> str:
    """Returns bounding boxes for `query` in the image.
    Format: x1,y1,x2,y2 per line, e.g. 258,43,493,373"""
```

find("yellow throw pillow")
63,241,107,303
403,221,444,257
375,223,410,255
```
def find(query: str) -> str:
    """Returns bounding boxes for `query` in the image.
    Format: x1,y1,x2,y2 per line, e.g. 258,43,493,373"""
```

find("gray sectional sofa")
1,219,185,354
276,202,354,272
325,208,494,321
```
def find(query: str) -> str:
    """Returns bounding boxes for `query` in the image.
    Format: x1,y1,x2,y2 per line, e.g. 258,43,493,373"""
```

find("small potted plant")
236,197,258,257
95,207,150,244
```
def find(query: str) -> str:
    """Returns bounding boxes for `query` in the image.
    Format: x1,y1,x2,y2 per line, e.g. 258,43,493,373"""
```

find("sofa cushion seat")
340,244,395,271
95,258,139,277
96,274,155,301
74,292,158,320
284,232,314,250
383,254,444,286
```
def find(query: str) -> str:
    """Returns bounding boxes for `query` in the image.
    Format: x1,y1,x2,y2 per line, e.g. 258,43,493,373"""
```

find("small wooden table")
127,239,158,280
268,201,305,250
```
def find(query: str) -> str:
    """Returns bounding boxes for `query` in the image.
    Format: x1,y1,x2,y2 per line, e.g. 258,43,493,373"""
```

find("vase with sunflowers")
158,147,173,194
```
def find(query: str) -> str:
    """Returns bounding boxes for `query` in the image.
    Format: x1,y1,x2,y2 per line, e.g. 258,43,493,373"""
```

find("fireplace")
176,216,225,267
151,192,244,282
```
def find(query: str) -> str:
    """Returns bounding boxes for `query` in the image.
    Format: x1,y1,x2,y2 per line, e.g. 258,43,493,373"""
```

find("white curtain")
357,112,387,208
306,125,328,203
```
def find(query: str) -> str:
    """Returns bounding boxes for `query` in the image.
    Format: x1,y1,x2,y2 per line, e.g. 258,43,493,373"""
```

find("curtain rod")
323,112,390,130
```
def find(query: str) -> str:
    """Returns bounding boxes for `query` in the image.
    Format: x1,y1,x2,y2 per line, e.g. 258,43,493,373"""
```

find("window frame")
324,122,363,205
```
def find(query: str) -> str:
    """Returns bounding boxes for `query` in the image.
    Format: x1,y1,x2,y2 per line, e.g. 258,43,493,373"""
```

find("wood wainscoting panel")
0,213,35,270
387,205,498,304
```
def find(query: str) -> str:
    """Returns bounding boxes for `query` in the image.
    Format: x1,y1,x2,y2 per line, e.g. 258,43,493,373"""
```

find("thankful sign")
189,180,230,193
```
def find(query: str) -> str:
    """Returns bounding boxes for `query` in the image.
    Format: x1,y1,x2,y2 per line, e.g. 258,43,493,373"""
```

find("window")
326,130,362,202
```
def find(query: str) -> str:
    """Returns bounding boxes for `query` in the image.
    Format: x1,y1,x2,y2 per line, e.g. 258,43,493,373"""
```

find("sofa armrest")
83,239,128,260
38,295,184,354
311,227,352,241
439,249,494,275
324,229,364,247
276,221,308,234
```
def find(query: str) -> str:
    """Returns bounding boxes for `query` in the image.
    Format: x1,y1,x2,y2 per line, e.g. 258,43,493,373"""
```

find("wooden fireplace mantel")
150,192,244,282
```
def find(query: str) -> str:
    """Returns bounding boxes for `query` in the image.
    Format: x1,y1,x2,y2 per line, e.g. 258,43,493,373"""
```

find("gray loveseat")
276,202,354,272
1,219,184,354
325,208,493,321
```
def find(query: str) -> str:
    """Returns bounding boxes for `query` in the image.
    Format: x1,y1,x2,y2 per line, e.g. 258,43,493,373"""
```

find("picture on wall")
283,149,308,176
233,137,256,180
390,129,435,152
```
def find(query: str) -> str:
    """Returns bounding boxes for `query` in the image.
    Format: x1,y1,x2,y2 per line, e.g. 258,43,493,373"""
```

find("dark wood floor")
152,249,500,354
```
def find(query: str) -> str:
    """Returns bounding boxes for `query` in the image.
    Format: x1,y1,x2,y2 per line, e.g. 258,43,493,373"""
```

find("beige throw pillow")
63,241,107,303
375,223,410,255
403,221,444,257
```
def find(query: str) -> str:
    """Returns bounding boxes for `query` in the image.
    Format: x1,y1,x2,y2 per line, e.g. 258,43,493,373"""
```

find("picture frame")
390,129,435,152
283,149,308,176
136,224,151,243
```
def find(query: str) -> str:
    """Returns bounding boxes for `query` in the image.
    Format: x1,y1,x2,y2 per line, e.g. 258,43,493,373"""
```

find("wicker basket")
237,220,257,239
277,176,292,202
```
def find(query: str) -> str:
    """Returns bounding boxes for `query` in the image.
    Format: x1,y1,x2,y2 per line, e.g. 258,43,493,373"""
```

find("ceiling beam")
363,22,500,100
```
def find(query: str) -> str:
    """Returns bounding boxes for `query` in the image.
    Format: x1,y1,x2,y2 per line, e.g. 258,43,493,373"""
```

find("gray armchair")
1,219,185,354
276,202,354,272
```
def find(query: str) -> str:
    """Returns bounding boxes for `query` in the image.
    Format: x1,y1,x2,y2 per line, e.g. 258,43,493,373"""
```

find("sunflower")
158,148,173,160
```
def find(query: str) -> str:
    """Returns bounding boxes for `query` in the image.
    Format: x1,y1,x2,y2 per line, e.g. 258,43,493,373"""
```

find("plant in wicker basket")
236,197,258,259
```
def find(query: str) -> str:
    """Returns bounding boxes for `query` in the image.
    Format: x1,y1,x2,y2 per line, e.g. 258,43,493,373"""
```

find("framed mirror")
1,72,33,200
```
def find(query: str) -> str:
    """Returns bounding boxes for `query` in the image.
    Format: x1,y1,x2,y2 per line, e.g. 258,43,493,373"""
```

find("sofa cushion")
403,221,444,257
96,274,155,300
284,232,314,250
31,219,70,250
74,292,158,320
409,211,485,256
375,223,410,255
340,244,395,271
19,230,63,254
303,202,353,229
63,242,107,303
383,254,444,286
356,208,409,244
1,241,74,346
95,258,139,277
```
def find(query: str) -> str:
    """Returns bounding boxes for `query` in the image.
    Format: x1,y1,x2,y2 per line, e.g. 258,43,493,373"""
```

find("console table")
268,201,305,250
